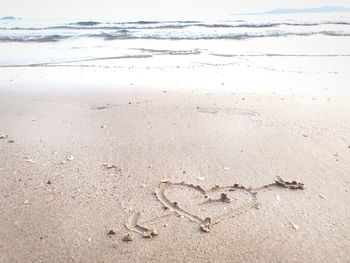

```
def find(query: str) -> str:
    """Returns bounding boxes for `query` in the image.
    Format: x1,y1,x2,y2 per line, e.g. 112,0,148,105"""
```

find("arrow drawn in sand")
124,177,304,239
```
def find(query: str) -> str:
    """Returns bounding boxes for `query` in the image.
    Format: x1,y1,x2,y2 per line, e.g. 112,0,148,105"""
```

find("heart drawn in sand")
155,182,258,232
124,178,304,238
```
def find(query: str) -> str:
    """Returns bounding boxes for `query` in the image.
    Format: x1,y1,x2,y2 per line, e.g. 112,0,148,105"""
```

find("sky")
1,0,350,19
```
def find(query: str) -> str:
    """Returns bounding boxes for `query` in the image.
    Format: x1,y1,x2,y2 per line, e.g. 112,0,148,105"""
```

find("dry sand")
0,66,350,262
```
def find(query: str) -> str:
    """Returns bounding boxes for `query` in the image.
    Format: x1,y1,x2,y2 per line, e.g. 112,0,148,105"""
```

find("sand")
0,64,350,262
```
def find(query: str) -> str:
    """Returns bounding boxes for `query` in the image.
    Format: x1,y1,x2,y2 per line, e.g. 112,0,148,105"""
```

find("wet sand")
0,66,350,262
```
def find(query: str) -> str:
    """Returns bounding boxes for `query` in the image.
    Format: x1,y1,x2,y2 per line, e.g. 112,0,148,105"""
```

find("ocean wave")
69,21,101,26
1,30,350,42
82,31,348,40
320,30,350,36
0,35,70,42
2,20,350,31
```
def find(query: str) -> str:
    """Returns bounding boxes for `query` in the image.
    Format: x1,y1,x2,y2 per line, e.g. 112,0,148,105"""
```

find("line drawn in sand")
124,177,304,239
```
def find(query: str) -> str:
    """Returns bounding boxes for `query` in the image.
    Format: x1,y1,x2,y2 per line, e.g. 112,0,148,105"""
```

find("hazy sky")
1,0,350,19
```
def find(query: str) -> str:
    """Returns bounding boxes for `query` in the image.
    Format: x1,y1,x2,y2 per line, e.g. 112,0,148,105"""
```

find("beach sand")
0,64,350,262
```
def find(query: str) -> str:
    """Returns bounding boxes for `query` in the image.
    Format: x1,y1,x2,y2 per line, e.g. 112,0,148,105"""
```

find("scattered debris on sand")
123,232,134,242
103,162,124,174
92,104,112,110
0,134,9,139
220,193,231,203
142,229,158,238
200,217,212,233
103,162,118,169
107,230,117,235
212,185,220,190
291,223,300,230
319,194,326,199
92,103,119,110
95,106,109,110
66,155,75,161
160,179,169,183
8,139,15,143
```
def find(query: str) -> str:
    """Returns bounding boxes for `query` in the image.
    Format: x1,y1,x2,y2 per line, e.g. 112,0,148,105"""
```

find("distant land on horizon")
235,6,350,15
0,16,20,20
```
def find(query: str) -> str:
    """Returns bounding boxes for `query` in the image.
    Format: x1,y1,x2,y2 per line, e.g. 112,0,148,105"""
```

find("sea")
0,13,350,94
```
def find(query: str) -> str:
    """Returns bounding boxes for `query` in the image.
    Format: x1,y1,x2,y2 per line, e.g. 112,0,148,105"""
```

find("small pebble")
23,200,29,204
319,194,326,199
67,155,75,161
103,163,118,169
223,167,230,171
160,179,169,183
123,232,134,242
292,224,300,230
107,230,116,235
